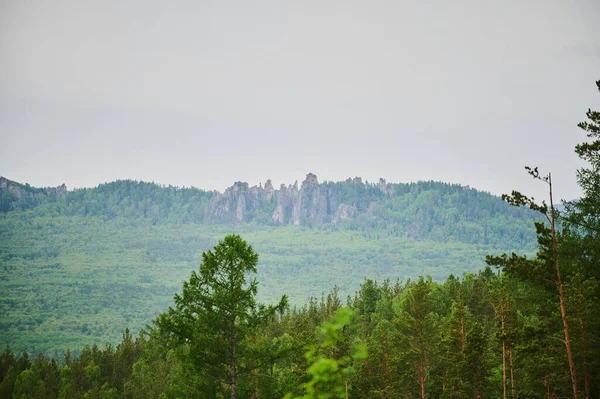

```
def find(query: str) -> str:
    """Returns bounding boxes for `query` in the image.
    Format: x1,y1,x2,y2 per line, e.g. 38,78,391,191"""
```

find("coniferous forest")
0,81,599,398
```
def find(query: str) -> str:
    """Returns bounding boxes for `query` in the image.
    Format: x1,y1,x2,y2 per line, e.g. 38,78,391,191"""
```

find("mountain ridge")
0,173,536,226
0,173,541,249
0,173,541,354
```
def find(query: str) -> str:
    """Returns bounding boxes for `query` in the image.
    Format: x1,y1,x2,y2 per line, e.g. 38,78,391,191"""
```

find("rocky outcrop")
298,173,328,226
0,176,67,199
271,182,299,225
264,179,274,201
1,173,397,225
289,181,301,226
203,173,388,226
205,181,266,223
379,178,395,196
0,177,24,199
48,184,68,198
332,203,357,224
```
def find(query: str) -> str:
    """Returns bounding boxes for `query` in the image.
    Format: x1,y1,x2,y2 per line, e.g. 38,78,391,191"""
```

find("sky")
1,0,599,201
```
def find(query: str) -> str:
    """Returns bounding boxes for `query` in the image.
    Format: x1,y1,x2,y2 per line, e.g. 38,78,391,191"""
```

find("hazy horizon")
0,171,584,203
2,0,599,201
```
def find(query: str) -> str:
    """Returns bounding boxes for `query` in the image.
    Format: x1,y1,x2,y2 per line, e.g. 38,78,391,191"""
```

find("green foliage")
0,179,214,221
1,176,541,249
123,329,174,399
484,79,600,399
1,267,599,398
0,214,535,356
285,307,366,399
0,175,541,357
155,234,288,398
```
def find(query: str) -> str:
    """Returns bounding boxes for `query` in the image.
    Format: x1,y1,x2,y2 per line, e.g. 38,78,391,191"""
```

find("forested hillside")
1,241,599,398
0,175,540,357
1,78,598,398
1,175,538,248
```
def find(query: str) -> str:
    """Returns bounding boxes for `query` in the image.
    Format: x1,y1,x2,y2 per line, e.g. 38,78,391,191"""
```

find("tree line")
1,264,598,398
0,173,539,249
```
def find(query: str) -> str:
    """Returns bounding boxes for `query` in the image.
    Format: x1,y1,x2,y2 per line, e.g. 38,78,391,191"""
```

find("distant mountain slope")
0,174,541,355
0,176,68,212
0,174,539,248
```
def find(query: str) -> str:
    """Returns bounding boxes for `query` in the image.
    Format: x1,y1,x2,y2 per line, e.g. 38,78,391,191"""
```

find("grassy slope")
0,213,532,356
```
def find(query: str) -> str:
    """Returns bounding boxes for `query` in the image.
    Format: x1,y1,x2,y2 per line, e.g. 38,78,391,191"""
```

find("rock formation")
0,176,67,199
202,173,387,226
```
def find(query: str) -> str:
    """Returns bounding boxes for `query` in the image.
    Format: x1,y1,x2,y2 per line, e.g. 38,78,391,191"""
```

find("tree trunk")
543,377,550,399
345,378,349,399
509,348,515,399
253,368,259,399
555,255,577,399
230,324,237,399
549,176,578,399
501,315,507,399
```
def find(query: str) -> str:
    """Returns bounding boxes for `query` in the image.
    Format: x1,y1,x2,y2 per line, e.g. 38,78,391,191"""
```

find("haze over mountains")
0,173,539,354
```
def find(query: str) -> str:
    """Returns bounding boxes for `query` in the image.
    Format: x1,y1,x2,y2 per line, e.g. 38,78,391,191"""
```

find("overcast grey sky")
1,0,599,200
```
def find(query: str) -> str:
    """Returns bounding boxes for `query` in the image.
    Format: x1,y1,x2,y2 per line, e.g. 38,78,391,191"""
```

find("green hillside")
0,176,539,355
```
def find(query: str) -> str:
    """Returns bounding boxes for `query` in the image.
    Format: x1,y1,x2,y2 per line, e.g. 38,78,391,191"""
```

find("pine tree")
393,277,441,399
155,234,288,399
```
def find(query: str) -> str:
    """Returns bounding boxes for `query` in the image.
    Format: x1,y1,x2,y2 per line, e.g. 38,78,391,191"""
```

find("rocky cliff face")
0,176,67,199
204,173,379,226
0,173,390,226
205,181,266,223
